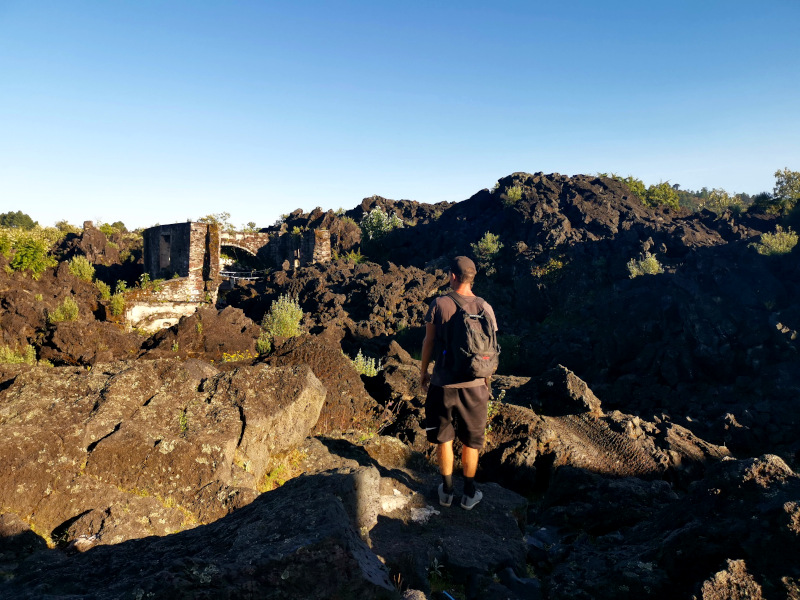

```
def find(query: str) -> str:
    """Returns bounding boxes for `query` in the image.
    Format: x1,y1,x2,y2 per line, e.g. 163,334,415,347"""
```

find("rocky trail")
1,172,799,598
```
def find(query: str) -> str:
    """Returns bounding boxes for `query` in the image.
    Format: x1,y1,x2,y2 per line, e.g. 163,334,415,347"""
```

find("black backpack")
443,292,500,380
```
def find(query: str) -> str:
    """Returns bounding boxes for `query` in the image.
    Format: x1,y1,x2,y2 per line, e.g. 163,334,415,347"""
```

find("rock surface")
0,359,326,547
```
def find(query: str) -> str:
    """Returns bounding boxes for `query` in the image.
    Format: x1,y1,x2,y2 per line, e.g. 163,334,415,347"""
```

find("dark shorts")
424,384,489,449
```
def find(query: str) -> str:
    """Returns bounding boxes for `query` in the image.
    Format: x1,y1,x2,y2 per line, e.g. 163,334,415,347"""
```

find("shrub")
48,297,79,323
261,294,303,341
9,237,56,279
256,332,272,355
503,185,523,206
705,188,744,215
627,252,664,278
0,234,10,257
69,255,95,282
753,226,798,256
96,280,111,300
109,293,125,316
352,349,380,376
114,280,128,295
0,344,37,365
645,182,680,211
360,207,403,241
344,249,365,264
470,231,504,276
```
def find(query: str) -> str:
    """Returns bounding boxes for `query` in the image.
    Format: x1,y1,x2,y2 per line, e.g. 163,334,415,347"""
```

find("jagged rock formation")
2,171,800,598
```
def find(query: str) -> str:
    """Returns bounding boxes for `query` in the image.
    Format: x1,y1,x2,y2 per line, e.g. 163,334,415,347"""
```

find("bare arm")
420,322,436,392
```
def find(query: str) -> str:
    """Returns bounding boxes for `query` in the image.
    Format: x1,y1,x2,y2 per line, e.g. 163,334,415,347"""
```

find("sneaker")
438,483,454,507
460,489,483,510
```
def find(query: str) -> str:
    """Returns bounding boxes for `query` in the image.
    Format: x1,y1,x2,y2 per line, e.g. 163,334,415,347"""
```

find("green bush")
360,207,403,241
352,349,380,376
256,332,272,355
48,297,79,323
261,294,303,340
705,188,744,215
503,185,523,206
96,280,111,300
109,293,125,316
753,226,798,256
470,231,504,276
0,344,37,365
344,249,365,264
627,252,664,278
68,255,95,282
9,237,56,279
0,234,10,257
645,182,680,211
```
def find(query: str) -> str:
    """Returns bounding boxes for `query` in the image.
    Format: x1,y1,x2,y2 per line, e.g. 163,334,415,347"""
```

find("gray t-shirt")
425,292,498,388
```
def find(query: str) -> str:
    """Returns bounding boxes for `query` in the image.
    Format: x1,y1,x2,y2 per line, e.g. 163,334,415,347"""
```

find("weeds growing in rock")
0,344,37,365
627,252,664,278
109,293,125,317
48,297,79,323
261,294,303,341
471,231,504,275
96,280,111,300
503,185,523,206
68,255,95,282
752,226,798,256
352,349,380,376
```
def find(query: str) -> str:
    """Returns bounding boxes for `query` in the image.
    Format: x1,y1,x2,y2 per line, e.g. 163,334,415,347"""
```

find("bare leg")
461,445,479,478
438,441,454,476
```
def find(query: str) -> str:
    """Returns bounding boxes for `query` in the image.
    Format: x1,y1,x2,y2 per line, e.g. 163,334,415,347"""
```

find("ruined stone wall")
141,222,220,305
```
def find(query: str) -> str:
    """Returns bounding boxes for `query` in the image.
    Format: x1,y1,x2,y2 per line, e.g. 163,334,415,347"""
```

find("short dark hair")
450,256,477,284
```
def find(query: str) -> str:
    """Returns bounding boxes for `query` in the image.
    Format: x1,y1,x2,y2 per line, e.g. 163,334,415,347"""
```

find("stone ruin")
129,222,331,331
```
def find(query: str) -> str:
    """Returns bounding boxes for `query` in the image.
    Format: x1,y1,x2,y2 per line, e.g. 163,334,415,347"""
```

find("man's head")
450,256,477,285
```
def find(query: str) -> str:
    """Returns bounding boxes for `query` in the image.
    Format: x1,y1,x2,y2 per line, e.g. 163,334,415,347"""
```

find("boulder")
0,359,326,547
0,470,398,600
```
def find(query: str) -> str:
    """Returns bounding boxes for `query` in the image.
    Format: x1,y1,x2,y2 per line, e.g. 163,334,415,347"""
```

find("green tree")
773,167,800,213
0,211,37,229
645,182,680,211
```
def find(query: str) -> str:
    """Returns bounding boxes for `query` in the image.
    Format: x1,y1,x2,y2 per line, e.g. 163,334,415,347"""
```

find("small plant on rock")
68,255,95,282
470,231,504,276
109,293,125,317
96,280,111,300
48,297,79,323
752,226,798,256
503,185,523,206
0,344,37,365
352,349,380,376
627,252,664,278
261,294,303,341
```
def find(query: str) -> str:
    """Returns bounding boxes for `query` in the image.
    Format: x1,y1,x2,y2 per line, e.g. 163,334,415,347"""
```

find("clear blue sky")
1,1,798,230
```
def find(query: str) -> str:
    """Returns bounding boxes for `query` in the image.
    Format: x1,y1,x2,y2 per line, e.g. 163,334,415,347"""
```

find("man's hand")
421,371,431,393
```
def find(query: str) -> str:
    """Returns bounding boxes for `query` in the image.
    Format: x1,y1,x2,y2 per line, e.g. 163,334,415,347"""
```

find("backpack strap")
447,291,483,315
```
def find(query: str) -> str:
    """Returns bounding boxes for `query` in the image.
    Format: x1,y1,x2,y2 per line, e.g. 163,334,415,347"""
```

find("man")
420,256,498,510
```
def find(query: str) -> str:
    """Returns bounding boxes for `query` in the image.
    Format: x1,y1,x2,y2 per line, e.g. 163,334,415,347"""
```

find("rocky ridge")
1,172,799,598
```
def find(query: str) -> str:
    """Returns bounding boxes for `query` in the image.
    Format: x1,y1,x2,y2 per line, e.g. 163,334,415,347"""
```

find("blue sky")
1,1,798,230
